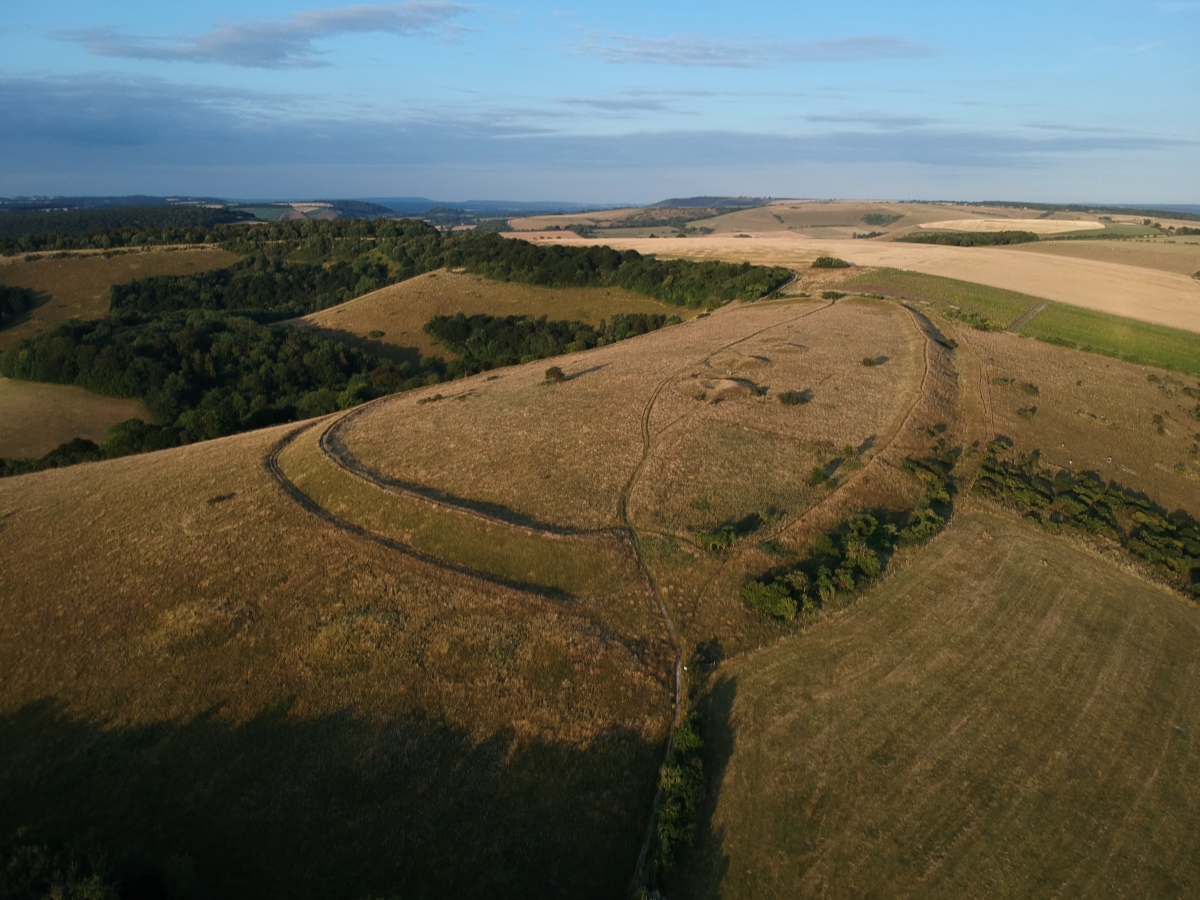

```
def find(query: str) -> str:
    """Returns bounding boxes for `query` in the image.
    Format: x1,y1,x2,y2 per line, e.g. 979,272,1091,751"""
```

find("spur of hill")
0,246,238,350
286,268,686,363
683,506,1200,899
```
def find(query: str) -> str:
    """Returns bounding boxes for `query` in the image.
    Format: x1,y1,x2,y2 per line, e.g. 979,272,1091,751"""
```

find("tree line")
974,438,1200,600
426,312,677,373
897,230,1040,247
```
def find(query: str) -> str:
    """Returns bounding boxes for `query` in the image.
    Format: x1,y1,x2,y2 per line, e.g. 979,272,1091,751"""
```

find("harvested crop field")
0,377,150,458
287,267,682,363
0,246,239,349
514,230,1200,334
1013,236,1200,276
686,506,1200,899
917,218,1105,234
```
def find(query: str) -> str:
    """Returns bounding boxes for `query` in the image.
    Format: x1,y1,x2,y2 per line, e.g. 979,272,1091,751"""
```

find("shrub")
742,580,797,620
778,390,809,406
821,290,845,300
812,256,851,269
367,329,385,339
647,715,705,886
808,466,829,486
544,366,565,383
862,357,878,367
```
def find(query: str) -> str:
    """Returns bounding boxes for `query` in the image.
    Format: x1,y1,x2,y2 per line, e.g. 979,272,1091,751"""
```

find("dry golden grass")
0,246,238,349
287,267,683,362
951,322,1200,517
337,299,851,532
514,230,1200,334
685,506,1200,899
0,423,671,897
1013,235,1200,276
508,207,644,230
918,218,1105,234
0,377,149,458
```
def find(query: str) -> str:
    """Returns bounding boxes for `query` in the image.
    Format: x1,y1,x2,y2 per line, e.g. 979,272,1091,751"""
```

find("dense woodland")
1,217,788,475
0,206,253,249
426,311,676,372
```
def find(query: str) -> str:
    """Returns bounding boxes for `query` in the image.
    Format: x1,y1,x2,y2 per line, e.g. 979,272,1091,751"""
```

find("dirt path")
1005,301,1049,333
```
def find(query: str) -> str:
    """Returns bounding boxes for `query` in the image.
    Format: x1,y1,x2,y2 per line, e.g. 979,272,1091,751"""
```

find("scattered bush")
862,357,878,367
367,329,385,339
778,390,810,406
544,366,565,383
862,212,903,227
812,256,851,269
821,290,845,300
974,445,1200,599
808,466,829,486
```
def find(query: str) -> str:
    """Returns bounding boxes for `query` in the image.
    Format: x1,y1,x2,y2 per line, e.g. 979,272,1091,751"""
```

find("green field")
1020,302,1200,376
843,268,1041,330
684,507,1200,899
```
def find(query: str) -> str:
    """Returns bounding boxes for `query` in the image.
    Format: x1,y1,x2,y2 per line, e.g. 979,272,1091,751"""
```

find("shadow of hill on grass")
0,698,659,900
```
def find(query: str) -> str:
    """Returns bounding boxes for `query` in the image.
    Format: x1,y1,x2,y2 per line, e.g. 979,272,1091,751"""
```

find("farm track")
1006,301,1049,333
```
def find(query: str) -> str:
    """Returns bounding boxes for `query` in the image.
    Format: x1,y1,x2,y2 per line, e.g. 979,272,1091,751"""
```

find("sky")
1,0,1197,203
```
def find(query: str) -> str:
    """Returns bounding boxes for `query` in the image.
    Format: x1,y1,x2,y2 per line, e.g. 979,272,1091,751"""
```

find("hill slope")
685,506,1200,898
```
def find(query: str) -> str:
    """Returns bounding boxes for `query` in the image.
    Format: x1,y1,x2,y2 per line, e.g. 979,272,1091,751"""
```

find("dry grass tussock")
288,267,682,362
0,246,238,349
0,376,149,458
688,507,1200,898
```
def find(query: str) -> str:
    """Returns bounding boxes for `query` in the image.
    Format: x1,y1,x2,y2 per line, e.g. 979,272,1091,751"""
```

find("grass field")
0,377,149,458
685,506,1200,899
0,247,239,349
1019,302,1200,376
288,268,686,363
842,267,1042,330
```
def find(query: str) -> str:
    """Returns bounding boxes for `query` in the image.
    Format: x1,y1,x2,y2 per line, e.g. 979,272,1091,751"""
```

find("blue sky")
1,0,1197,202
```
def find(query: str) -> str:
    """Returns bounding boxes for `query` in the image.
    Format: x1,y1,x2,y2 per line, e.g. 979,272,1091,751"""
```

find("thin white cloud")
805,112,935,128
56,2,472,69
578,32,935,68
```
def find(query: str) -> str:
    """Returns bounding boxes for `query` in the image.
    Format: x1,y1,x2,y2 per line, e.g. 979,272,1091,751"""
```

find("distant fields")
0,377,150,458
686,507,1200,899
